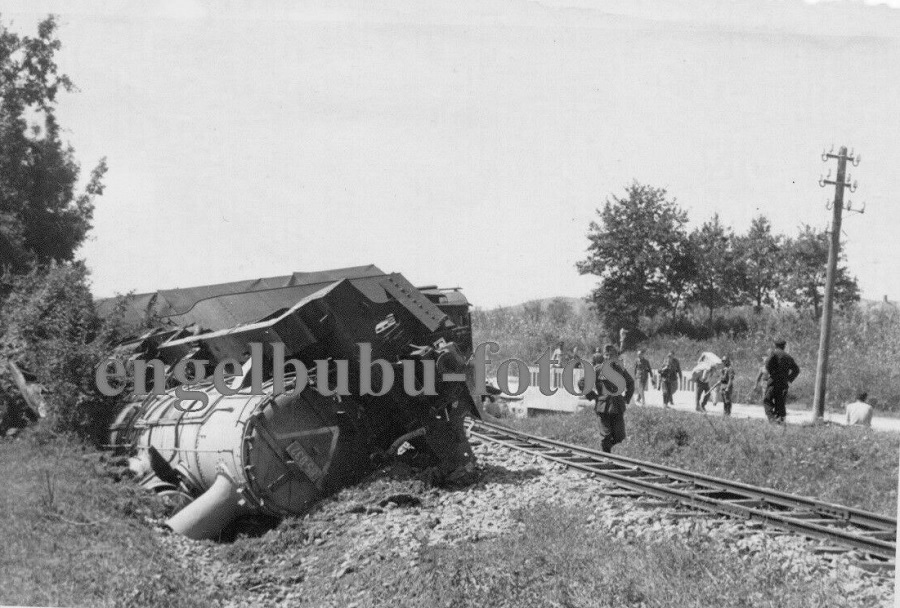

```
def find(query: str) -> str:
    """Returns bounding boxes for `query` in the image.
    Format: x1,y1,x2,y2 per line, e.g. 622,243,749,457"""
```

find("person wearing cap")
588,344,634,452
590,346,605,367
845,391,874,427
658,351,681,408
763,339,800,423
632,350,652,406
717,356,735,416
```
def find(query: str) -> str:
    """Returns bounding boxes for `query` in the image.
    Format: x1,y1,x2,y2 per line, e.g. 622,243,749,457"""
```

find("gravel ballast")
157,438,894,607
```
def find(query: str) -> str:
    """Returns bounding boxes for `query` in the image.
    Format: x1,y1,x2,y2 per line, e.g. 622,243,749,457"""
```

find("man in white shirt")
551,342,564,367
845,391,874,427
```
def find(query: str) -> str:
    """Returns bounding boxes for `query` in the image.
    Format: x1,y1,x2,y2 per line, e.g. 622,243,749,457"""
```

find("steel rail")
469,419,896,562
473,419,893,530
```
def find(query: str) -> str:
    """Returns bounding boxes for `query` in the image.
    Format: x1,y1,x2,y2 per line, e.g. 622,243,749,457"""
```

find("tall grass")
0,433,225,607
511,407,899,515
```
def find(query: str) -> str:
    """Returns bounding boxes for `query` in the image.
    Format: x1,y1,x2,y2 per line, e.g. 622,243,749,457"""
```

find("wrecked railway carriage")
99,266,483,539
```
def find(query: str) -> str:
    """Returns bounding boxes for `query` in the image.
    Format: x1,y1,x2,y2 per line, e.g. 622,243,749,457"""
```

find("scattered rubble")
155,439,894,607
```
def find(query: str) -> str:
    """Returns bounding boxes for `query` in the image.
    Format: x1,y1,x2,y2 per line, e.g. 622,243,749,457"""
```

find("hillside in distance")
475,296,592,315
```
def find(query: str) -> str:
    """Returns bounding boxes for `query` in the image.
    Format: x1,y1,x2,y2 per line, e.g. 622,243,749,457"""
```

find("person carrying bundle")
691,352,723,413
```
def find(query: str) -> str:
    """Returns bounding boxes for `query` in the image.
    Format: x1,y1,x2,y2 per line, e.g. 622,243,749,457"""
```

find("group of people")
631,349,736,414
593,339,801,423
577,336,876,454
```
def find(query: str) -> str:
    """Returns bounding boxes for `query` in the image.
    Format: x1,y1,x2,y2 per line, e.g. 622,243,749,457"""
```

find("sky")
3,0,899,308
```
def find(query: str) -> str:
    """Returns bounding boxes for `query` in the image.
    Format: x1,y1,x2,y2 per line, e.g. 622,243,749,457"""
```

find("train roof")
96,265,469,331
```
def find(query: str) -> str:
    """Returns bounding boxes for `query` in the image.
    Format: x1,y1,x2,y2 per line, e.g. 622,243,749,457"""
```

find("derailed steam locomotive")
99,266,483,539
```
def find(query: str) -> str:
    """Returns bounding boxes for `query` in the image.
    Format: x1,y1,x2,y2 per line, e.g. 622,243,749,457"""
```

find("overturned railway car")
100,265,482,539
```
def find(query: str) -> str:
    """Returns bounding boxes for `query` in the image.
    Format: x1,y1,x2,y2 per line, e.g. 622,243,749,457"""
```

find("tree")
546,298,573,326
777,224,859,318
521,301,542,324
0,15,106,275
662,235,696,321
734,215,782,312
577,182,691,333
687,214,744,327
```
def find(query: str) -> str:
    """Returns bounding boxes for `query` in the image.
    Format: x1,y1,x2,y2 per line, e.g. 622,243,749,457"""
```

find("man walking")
632,350,652,405
763,339,800,423
659,351,681,408
718,356,735,416
588,344,634,452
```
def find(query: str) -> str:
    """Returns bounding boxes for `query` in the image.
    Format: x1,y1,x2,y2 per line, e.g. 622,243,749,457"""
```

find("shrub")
0,262,131,443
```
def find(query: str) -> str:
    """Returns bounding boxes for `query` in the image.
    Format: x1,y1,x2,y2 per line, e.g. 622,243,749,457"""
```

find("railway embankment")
2,405,895,607
157,437,892,607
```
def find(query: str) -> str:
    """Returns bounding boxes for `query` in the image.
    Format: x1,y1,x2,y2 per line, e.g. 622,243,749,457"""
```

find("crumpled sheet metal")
105,267,481,537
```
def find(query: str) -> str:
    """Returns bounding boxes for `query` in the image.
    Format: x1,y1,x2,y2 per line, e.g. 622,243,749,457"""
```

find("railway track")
468,418,896,567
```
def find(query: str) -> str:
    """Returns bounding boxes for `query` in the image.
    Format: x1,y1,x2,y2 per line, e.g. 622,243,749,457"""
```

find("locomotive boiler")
100,266,483,539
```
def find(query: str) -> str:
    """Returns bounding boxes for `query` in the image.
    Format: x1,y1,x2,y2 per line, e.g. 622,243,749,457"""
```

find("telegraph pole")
812,146,860,420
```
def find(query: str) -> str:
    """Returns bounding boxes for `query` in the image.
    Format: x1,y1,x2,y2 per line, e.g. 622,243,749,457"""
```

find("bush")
644,308,751,340
0,262,131,443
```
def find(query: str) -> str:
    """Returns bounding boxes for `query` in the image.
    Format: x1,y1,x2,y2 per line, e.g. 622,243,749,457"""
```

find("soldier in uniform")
632,349,652,405
718,356,735,416
586,344,634,452
658,351,681,407
763,339,800,423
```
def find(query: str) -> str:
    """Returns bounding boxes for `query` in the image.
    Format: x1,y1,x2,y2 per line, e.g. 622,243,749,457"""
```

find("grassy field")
0,432,226,608
508,407,899,515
